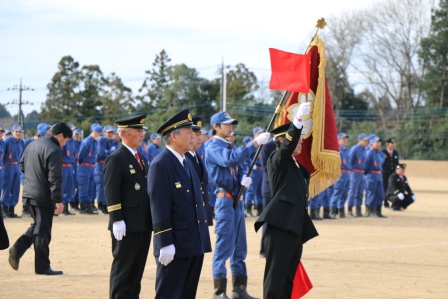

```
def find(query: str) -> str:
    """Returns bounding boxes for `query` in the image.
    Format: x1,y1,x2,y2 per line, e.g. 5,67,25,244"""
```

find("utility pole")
6,78,34,128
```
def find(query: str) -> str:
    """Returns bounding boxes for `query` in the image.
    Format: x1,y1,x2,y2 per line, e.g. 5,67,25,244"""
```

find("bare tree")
353,0,433,111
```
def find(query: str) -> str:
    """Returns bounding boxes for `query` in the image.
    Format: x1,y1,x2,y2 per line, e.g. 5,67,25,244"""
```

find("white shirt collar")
166,145,185,166
123,143,137,156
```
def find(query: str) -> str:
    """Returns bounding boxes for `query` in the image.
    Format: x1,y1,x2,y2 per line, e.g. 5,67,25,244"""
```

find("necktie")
227,143,232,150
135,152,143,169
183,158,191,178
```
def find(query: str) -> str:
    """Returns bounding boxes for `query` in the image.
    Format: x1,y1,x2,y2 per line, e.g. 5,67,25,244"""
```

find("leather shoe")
37,268,63,275
8,246,20,270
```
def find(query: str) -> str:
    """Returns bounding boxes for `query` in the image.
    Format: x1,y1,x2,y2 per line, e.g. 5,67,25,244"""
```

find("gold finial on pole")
312,18,327,39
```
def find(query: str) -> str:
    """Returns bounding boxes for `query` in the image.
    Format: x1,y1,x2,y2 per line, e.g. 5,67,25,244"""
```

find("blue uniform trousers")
330,172,350,209
208,183,216,208
347,171,365,207
0,167,4,204
212,195,247,278
365,173,384,208
77,165,95,204
94,163,105,204
1,164,21,207
321,187,333,208
62,165,75,204
245,168,263,206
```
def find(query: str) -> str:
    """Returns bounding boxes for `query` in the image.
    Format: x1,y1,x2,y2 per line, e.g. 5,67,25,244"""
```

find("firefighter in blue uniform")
70,128,82,212
147,133,162,166
108,128,119,154
77,124,102,214
1,125,25,218
148,109,211,299
60,128,77,216
205,111,270,299
244,127,264,217
95,125,114,214
347,133,369,217
330,132,352,218
365,135,387,217
186,116,213,225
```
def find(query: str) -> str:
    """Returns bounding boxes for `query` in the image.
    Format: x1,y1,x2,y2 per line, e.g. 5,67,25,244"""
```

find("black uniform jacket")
148,149,212,257
255,124,318,244
386,173,414,199
104,145,152,232
186,151,213,226
382,149,399,176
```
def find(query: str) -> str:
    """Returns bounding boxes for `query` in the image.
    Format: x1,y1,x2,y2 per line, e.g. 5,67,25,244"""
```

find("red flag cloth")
269,48,311,93
275,38,341,198
291,261,313,299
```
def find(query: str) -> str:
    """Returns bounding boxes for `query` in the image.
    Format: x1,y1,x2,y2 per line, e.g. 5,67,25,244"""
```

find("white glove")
254,132,270,145
112,220,126,241
412,195,416,201
241,175,252,188
293,102,311,128
397,193,405,200
159,244,175,266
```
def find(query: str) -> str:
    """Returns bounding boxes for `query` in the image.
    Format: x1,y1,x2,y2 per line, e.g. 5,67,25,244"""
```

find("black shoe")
8,246,20,270
36,268,63,275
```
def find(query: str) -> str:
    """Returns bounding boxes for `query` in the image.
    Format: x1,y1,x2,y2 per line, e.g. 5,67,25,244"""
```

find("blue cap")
157,109,193,136
37,123,49,130
4,129,11,135
369,135,382,143
338,132,348,140
76,128,82,134
92,124,103,133
103,125,115,132
12,124,24,132
38,124,51,136
252,126,264,134
150,133,161,140
242,136,251,143
206,129,213,137
90,123,100,131
358,133,369,140
210,112,238,126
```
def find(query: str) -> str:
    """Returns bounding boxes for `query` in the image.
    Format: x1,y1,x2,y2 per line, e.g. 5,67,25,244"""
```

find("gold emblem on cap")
187,113,192,121
140,118,145,124
135,183,141,190
197,121,202,127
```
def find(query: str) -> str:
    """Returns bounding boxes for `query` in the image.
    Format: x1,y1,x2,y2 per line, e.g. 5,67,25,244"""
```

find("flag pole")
233,18,326,208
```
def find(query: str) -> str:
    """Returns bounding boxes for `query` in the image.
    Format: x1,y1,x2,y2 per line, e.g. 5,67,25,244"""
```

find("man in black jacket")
382,138,399,207
255,102,319,299
8,123,72,275
386,164,416,211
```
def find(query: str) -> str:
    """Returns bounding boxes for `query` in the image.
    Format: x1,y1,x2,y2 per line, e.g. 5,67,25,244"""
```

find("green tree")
0,104,12,118
419,0,448,108
101,72,135,124
225,63,259,110
139,49,171,110
41,56,83,122
79,65,105,120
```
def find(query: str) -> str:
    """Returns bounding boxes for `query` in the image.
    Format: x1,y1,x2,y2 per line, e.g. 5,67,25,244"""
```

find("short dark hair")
51,123,73,139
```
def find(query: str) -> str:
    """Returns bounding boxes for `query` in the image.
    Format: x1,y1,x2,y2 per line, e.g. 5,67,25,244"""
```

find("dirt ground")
1,160,447,299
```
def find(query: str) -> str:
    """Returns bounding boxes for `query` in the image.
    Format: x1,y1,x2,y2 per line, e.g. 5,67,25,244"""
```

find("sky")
0,0,375,118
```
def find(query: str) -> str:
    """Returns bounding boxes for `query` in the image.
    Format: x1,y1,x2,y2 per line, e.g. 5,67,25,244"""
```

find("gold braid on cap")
160,119,191,135
117,124,144,128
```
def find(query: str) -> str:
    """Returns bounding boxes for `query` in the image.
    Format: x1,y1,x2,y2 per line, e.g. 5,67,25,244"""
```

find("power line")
6,78,34,127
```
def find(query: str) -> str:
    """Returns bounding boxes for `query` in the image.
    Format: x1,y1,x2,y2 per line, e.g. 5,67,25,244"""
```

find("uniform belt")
62,163,73,167
341,169,350,173
369,170,381,174
352,168,364,173
4,161,18,165
216,192,233,198
81,162,94,167
97,160,105,164
256,165,263,169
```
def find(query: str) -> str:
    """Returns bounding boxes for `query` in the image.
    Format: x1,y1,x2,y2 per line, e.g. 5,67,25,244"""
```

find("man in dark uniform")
254,102,319,299
186,116,214,225
104,115,152,299
8,123,72,275
385,164,416,211
148,109,211,299
382,138,399,208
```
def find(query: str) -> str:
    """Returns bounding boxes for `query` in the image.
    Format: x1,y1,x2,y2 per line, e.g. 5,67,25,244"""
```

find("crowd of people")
0,105,417,298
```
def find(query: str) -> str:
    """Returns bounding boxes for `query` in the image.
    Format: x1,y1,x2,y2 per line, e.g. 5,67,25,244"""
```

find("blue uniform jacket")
205,137,255,196
349,144,366,171
62,139,76,164
365,149,383,174
97,136,111,162
148,149,212,257
147,142,162,165
78,135,98,165
340,145,351,171
0,139,5,167
3,136,25,163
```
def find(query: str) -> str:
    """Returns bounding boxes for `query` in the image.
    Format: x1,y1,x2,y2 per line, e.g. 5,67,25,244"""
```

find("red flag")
269,48,311,93
291,261,313,299
275,38,341,198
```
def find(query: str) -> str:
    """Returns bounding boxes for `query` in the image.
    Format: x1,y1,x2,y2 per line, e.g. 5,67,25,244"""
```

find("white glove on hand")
159,244,175,266
293,102,311,128
412,195,416,201
254,132,270,145
241,175,252,188
112,220,126,241
397,193,405,200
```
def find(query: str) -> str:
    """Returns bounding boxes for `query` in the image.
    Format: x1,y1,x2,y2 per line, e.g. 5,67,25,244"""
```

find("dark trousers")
154,254,204,299
260,195,272,255
13,201,54,273
264,224,303,299
387,195,414,210
110,231,151,299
